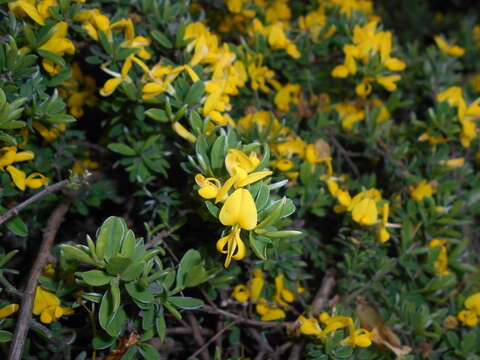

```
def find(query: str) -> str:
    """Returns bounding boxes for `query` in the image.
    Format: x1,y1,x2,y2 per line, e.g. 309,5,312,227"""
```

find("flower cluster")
331,20,406,97
298,312,374,347
195,149,272,267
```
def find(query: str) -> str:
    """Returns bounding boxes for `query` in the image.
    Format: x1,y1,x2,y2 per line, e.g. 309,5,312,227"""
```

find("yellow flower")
439,157,465,168
428,239,449,275
43,264,55,278
331,65,349,78
377,203,390,243
172,122,196,143
274,83,300,112
458,310,478,327
272,274,295,307
219,188,257,230
409,180,435,201
265,22,300,59
457,293,480,327
256,298,286,321
38,21,75,75
8,0,56,25
0,303,20,318
231,269,265,302
62,63,97,118
348,190,380,226
376,75,401,92
225,149,260,175
32,122,61,142
232,284,249,302
298,315,323,337
434,35,465,57
33,286,73,324
247,55,275,93
341,328,374,347
195,174,222,199
100,56,139,96
319,312,373,347
72,158,100,175
335,102,365,131
217,188,257,267
271,159,294,171
0,147,49,191
249,269,265,301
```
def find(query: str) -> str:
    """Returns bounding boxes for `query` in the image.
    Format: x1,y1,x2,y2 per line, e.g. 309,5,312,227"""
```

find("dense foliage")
1,0,480,359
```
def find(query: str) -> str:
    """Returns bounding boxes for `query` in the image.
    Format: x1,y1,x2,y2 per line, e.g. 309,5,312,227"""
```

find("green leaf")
176,249,202,289
98,31,113,55
205,201,219,217
60,245,98,266
0,330,12,342
121,261,145,281
120,230,136,257
47,113,76,123
121,346,138,360
37,49,65,67
263,230,302,238
210,134,226,171
99,288,114,331
185,264,208,287
168,296,204,309
96,216,127,261
155,311,166,343
125,282,154,303
461,331,477,353
92,332,115,350
106,254,131,275
5,215,28,237
77,270,114,286
145,108,169,122
255,183,270,211
151,30,173,48
108,143,136,156
185,81,205,106
163,301,182,320
138,343,160,360
249,233,269,260
110,279,121,314
105,306,126,337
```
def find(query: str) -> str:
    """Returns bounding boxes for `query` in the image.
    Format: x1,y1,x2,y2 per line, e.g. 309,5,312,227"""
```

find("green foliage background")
0,0,480,359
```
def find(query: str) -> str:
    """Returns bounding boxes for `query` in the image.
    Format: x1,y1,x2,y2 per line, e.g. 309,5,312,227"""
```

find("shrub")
1,0,480,359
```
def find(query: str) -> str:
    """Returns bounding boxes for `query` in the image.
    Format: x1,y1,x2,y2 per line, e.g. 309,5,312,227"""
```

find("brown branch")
0,176,92,226
328,132,360,177
197,306,290,328
311,269,336,315
8,176,94,360
166,327,213,336
0,180,69,225
187,312,211,360
8,201,71,360
187,319,241,360
288,340,305,360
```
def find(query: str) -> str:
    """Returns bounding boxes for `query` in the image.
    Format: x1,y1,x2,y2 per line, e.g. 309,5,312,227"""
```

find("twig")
271,342,293,360
328,133,360,177
0,180,69,225
187,312,211,360
288,341,305,360
167,327,213,336
311,269,336,315
0,176,91,226
249,328,273,355
8,201,71,360
197,306,290,328
187,319,241,360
